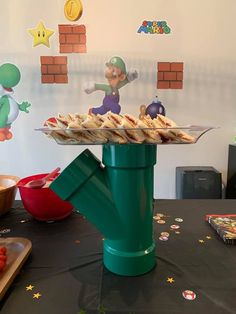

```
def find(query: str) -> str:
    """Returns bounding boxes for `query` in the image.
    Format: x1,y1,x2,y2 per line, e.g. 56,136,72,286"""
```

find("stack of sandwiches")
44,112,195,145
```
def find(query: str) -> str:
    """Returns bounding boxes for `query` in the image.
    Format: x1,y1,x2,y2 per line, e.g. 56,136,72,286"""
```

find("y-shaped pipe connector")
50,149,123,239
51,144,157,276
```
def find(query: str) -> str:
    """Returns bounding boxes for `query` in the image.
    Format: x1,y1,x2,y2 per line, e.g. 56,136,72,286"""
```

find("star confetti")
206,236,212,240
28,21,54,47
167,277,175,283
198,239,205,244
33,292,42,299
26,284,34,291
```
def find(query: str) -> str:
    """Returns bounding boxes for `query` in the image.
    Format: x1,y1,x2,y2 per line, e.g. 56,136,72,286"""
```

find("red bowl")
17,173,73,221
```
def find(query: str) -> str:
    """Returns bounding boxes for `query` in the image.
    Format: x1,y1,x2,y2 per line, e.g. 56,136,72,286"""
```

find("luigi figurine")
84,56,138,115
0,63,31,141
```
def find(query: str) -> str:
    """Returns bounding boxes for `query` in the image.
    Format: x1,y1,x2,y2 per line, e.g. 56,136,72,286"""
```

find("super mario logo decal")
137,21,171,34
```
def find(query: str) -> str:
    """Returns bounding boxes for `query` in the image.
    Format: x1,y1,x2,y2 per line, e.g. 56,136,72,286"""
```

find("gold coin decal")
64,0,83,21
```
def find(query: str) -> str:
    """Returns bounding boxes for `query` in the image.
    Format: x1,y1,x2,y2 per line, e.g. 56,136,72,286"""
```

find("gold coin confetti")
161,232,170,237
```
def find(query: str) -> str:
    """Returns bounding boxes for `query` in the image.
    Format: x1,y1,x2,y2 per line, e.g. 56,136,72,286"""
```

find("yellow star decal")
167,277,175,283
28,21,54,47
33,292,42,299
198,239,205,243
206,236,212,240
26,284,34,291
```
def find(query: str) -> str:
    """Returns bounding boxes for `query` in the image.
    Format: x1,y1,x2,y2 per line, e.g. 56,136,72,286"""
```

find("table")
0,200,236,314
226,144,236,198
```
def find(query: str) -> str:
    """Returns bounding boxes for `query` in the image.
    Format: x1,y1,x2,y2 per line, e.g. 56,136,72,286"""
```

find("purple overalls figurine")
83,56,138,115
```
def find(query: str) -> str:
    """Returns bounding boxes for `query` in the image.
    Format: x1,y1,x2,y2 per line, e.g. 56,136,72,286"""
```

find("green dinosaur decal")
0,63,31,141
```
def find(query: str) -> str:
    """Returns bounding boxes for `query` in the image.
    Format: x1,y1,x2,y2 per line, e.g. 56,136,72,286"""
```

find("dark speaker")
176,166,222,199
226,145,236,198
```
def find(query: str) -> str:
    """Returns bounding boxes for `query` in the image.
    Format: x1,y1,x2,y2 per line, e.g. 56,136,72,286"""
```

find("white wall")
1,0,236,198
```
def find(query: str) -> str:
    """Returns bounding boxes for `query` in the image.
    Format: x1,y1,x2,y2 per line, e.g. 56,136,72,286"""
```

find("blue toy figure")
83,56,138,115
0,63,31,141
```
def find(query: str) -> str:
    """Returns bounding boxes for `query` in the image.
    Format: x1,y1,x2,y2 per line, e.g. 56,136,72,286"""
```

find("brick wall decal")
40,56,68,84
58,24,87,53
157,62,184,89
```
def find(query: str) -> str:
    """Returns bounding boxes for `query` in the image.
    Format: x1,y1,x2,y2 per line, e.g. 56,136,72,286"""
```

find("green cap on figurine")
106,56,127,74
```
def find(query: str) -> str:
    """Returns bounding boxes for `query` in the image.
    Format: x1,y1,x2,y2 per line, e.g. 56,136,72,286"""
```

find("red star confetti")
26,284,34,291
167,277,175,283
182,290,196,300
33,292,42,299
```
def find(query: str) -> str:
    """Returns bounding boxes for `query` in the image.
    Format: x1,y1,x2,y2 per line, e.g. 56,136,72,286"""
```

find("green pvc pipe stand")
50,144,157,276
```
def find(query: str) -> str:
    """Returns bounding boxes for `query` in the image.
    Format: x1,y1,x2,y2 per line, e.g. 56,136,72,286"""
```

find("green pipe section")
102,144,156,275
50,149,123,239
50,144,157,276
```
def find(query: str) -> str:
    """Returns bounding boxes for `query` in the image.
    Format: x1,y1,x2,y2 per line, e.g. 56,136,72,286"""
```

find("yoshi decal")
0,63,31,141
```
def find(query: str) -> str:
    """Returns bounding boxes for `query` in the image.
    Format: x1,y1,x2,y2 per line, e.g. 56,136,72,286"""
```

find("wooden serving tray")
0,237,32,300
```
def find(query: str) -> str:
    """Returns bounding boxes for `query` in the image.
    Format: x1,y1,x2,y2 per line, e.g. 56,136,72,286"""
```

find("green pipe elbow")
50,149,124,239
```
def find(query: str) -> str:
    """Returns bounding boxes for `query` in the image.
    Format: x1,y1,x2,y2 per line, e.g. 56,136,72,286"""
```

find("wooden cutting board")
0,237,32,300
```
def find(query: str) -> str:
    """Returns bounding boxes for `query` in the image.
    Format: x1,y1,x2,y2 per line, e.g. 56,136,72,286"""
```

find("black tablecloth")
0,200,236,314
